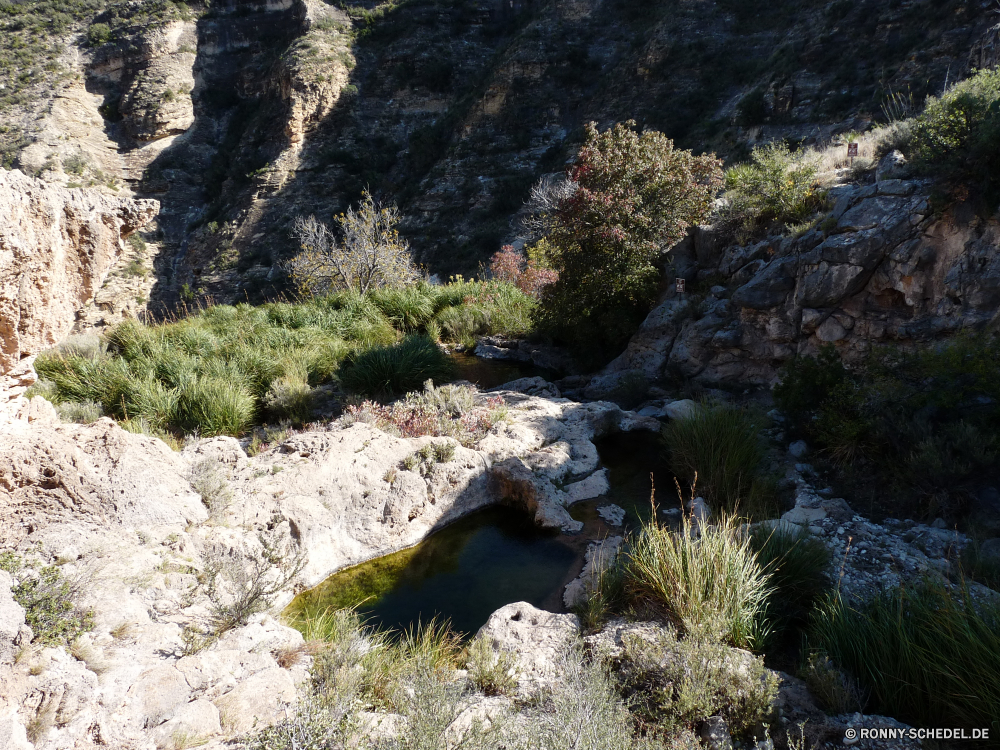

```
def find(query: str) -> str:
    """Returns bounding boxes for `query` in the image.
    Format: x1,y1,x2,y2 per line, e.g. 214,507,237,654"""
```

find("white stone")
663,399,700,421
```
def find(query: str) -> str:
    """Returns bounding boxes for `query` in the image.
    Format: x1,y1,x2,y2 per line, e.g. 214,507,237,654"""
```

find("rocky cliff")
0,170,158,423
587,172,1000,393
3,0,997,310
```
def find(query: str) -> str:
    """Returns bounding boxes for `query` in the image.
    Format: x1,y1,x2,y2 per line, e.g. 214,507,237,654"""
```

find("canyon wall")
0,170,158,423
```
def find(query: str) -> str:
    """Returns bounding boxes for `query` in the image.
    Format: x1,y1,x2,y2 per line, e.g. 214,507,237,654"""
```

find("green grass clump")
34,280,534,438
750,523,831,637
809,583,1000,730
622,513,772,649
339,335,456,399
661,403,778,520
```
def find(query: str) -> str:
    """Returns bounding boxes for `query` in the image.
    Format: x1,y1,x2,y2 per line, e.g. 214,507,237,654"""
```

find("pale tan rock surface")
0,170,158,421
0,382,656,750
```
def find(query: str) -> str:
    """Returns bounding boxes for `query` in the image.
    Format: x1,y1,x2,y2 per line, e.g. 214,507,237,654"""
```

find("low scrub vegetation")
201,518,306,636
0,551,94,647
774,336,1000,516
909,67,1000,204
33,279,533,438
612,629,778,739
277,606,708,750
809,582,1000,729
343,381,509,446
661,403,778,519
717,142,823,243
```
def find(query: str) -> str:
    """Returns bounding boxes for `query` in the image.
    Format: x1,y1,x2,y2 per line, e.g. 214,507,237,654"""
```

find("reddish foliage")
488,245,558,299
343,394,507,445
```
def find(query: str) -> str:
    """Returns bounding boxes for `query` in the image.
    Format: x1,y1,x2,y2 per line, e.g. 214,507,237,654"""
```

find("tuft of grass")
339,335,456,398
750,523,831,634
622,513,773,649
661,403,778,520
466,634,519,696
809,582,1000,729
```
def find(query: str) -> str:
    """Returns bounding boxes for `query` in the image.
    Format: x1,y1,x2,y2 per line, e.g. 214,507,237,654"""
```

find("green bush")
749,523,831,635
539,121,723,364
909,68,1000,201
0,552,93,647
622,513,773,649
809,583,1000,729
613,628,778,738
339,335,456,398
661,403,777,519
772,343,846,437
777,336,1000,506
718,142,822,242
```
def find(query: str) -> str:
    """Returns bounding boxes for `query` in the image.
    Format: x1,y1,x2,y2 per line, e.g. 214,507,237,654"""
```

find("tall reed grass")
34,281,535,438
809,582,1000,729
662,403,778,520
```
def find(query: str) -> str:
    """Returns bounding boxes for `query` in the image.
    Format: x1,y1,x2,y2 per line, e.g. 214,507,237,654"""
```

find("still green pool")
286,432,671,637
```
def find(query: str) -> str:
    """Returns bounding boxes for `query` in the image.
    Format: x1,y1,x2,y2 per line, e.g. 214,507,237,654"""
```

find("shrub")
488,245,558,299
661,403,777,519
613,628,778,738
287,191,418,296
718,142,821,242
342,382,507,446
539,121,723,363
0,552,93,647
263,376,314,425
55,400,104,423
809,583,1000,728
772,343,847,437
800,652,867,714
909,68,1000,201
189,458,234,521
203,520,307,635
622,513,773,649
780,335,1000,506
339,335,455,398
504,647,650,750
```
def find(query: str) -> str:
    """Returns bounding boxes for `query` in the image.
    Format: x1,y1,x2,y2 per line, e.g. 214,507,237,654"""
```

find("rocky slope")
587,172,1000,393
3,0,997,310
0,170,158,423
0,379,657,750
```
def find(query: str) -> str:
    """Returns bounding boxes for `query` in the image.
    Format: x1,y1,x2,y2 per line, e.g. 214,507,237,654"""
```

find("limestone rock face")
0,170,158,421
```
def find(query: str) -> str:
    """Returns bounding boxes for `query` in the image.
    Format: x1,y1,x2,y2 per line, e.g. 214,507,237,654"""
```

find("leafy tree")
287,190,418,296
538,121,723,362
